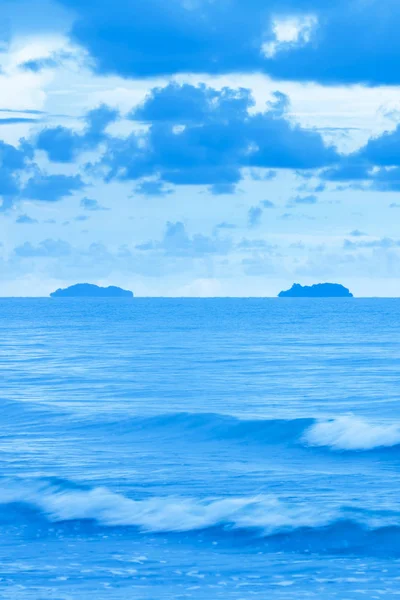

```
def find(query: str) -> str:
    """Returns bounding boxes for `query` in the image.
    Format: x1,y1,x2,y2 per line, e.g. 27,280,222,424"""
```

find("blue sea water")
1,297,400,598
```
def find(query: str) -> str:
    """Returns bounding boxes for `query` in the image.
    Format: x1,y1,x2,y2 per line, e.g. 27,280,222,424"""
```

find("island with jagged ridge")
50,283,134,298
278,283,353,298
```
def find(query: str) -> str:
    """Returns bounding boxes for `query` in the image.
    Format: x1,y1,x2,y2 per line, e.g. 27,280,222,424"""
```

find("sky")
1,0,400,297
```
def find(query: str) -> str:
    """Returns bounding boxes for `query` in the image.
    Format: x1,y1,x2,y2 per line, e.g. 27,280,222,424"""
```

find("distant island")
278,283,353,298
50,283,134,298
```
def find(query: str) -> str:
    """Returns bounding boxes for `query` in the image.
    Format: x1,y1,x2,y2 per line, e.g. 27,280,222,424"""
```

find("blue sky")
1,0,400,296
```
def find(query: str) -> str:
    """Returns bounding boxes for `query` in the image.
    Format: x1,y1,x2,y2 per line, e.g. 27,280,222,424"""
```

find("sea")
1,297,400,599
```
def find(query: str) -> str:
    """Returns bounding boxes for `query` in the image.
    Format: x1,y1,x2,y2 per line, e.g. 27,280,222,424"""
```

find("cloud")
16,214,38,224
14,239,72,257
36,104,118,162
237,239,277,251
322,125,400,191
55,0,400,85
326,164,400,192
0,168,21,200
0,109,46,115
349,229,367,237
135,180,173,197
131,82,236,123
369,168,400,192
209,183,237,195
0,117,38,124
279,211,315,220
136,221,232,257
263,3,400,86
215,222,237,230
251,169,277,181
20,51,74,73
287,194,318,206
344,237,400,250
20,57,60,72
22,173,84,202
357,125,400,167
0,140,30,171
261,200,275,208
321,161,371,183
55,0,274,78
248,206,263,228
98,83,337,190
0,140,33,209
136,221,280,262
80,197,107,211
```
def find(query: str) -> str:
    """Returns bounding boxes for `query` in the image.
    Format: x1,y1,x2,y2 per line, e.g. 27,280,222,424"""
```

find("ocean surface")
1,297,400,599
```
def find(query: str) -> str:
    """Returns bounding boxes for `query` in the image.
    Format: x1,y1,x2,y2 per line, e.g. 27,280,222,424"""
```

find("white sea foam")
0,481,340,532
0,479,398,534
303,416,400,451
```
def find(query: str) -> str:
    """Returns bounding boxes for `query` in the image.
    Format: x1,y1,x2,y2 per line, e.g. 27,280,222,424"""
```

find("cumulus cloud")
96,83,338,191
22,173,84,202
322,124,400,191
14,239,72,257
0,139,33,210
36,104,118,163
136,221,233,257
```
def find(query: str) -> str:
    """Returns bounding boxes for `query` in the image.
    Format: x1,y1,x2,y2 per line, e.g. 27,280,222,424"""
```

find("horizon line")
1,295,400,300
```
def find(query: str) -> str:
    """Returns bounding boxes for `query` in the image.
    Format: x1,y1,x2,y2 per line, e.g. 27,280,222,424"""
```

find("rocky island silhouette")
50,284,134,298
279,283,353,298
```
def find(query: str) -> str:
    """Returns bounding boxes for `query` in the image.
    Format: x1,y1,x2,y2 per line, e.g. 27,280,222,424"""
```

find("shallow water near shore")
1,297,400,598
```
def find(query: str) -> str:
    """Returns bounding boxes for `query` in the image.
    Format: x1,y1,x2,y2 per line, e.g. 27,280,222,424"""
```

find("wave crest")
3,402,400,453
303,416,400,451
0,478,397,533
2,478,400,555
92,412,400,453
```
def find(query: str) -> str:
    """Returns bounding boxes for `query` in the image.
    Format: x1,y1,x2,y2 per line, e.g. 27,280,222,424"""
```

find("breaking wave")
3,399,400,453
77,411,400,453
1,478,400,556
302,416,400,451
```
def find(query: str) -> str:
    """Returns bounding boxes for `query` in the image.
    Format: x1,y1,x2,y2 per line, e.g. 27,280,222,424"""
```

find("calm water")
1,298,400,598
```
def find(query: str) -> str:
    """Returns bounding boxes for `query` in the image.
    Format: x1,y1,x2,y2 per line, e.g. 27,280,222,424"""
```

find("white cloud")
263,15,318,58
